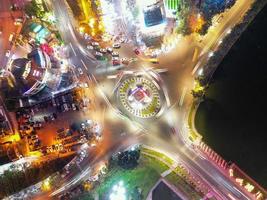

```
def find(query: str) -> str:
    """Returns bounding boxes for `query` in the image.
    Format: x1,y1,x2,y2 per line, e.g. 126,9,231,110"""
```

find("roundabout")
116,72,164,119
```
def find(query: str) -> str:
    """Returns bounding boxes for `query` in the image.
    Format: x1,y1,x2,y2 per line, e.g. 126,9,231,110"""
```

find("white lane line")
69,42,77,56
191,60,202,75
179,87,187,107
81,59,87,70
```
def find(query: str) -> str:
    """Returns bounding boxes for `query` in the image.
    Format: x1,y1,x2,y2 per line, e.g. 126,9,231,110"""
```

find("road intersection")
16,0,259,199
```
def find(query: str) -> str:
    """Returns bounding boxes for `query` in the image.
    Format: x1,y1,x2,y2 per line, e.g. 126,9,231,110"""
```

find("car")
112,59,120,66
5,50,11,57
149,58,159,64
119,38,126,43
81,123,86,130
86,45,94,50
111,52,119,57
84,33,91,40
51,98,56,107
8,33,14,42
112,57,119,61
99,48,107,54
72,103,76,111
14,21,22,26
63,103,69,112
129,57,137,62
91,42,99,46
170,127,176,134
134,48,140,55
62,96,66,103
106,47,113,53
31,135,38,140
78,67,83,75
79,82,89,88
95,51,103,57
86,119,93,126
83,83,89,88
113,43,121,49
121,58,129,65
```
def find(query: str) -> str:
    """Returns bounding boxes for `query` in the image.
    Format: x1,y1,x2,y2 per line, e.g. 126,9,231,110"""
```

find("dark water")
195,4,267,187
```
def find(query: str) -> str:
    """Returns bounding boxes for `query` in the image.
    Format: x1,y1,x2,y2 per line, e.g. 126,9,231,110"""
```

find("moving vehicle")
149,58,159,64
113,43,121,49
121,58,129,65
134,48,140,55
5,50,11,57
78,67,83,75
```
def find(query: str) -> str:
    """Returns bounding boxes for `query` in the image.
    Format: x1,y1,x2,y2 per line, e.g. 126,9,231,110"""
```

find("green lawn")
94,154,169,200
142,147,174,165
77,149,204,200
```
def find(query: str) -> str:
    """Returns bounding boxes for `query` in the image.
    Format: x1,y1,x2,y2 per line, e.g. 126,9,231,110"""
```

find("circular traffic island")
116,72,165,119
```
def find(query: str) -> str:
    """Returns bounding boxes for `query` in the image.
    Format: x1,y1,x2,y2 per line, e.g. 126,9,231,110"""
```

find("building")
151,180,184,200
8,48,51,97
142,0,166,27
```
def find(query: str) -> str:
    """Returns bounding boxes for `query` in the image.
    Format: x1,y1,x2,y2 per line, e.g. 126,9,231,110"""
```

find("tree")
118,149,140,169
25,0,45,19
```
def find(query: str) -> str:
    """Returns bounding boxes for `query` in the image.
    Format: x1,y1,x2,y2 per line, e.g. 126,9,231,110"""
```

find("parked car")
72,103,76,111
113,43,121,49
78,68,83,75
99,48,107,54
112,52,119,57
91,42,99,46
87,45,94,50
95,52,103,60
112,59,120,66
106,47,113,53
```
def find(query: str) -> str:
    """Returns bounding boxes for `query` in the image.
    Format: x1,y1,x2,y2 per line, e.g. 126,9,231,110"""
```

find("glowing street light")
208,51,214,57
109,181,126,200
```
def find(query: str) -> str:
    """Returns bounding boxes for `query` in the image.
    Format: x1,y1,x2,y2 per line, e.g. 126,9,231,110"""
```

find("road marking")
192,47,199,63
191,59,202,75
81,59,88,70
69,42,77,56
179,87,187,107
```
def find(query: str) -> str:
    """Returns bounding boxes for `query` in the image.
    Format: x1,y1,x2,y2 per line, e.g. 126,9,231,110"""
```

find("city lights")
0,0,265,199
109,181,126,200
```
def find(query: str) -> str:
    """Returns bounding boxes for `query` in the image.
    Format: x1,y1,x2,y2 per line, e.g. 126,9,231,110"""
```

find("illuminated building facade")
8,48,51,97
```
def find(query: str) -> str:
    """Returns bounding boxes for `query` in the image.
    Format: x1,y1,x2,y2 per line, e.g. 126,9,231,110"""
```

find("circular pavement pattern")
117,76,162,118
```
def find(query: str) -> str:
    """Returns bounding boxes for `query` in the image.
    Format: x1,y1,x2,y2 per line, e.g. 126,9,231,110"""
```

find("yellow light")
89,18,95,28
10,134,20,142
79,26,85,33
193,81,204,92
42,178,51,191
28,151,42,157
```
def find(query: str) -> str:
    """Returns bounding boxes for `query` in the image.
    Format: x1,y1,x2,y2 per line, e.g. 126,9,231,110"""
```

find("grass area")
142,147,174,165
165,172,202,200
94,154,169,200
77,148,204,200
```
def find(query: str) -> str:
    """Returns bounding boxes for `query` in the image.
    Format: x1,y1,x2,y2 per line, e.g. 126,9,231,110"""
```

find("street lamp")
109,181,126,200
